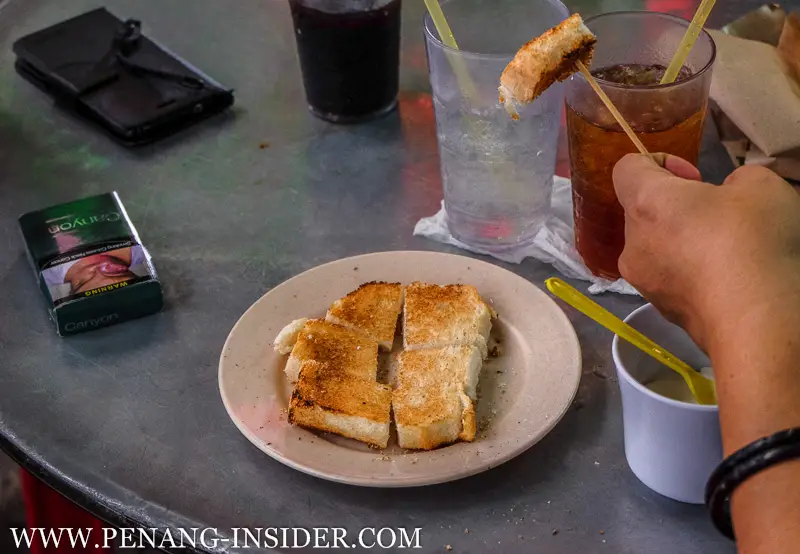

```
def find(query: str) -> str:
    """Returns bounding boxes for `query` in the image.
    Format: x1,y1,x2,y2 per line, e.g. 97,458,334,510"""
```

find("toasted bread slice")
499,13,596,119
393,346,483,450
289,360,392,448
273,318,309,355
393,382,467,450
403,282,496,358
326,282,404,350
284,319,378,383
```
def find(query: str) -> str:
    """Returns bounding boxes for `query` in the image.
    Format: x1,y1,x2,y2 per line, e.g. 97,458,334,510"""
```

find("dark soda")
289,0,401,123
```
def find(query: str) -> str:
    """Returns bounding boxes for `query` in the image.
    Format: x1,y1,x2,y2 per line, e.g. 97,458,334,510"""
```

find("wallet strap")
76,19,207,95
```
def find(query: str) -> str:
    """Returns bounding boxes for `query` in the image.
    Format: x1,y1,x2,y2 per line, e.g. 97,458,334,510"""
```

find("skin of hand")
613,154,800,554
612,155,800,353
64,247,136,294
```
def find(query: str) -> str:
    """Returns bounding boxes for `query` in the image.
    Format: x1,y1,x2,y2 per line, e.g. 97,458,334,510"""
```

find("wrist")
705,302,800,453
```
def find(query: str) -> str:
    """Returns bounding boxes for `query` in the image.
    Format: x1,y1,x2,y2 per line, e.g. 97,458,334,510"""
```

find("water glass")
424,0,568,251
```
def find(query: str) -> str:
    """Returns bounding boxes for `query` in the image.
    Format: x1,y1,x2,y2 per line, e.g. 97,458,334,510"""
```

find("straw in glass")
660,0,718,84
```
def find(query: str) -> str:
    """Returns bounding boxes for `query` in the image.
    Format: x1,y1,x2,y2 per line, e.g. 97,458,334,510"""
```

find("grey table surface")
0,0,790,552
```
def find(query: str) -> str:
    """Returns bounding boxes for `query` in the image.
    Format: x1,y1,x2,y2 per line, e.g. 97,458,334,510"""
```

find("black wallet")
13,8,235,145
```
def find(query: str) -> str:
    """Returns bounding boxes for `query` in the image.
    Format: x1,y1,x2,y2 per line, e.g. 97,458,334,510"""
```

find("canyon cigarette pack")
19,192,163,335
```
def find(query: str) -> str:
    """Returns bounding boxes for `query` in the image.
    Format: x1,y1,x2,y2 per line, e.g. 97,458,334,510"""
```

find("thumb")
613,153,700,210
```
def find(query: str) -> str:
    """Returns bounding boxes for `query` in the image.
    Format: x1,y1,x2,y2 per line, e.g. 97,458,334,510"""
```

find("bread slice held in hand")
282,319,379,383
499,13,596,119
403,282,496,358
289,360,392,448
393,345,483,450
326,282,403,350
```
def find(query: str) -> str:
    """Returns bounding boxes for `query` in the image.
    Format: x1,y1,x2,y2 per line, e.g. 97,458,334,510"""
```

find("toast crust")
289,403,390,448
458,392,476,442
272,318,309,355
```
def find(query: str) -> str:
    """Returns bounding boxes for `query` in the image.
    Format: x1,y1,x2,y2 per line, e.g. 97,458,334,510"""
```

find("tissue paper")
414,176,639,295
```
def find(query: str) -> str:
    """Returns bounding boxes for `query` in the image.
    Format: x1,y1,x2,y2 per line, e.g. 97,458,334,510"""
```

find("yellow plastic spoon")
545,277,717,405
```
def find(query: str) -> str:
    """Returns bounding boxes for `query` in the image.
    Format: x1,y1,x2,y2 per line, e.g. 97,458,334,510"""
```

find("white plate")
219,251,581,487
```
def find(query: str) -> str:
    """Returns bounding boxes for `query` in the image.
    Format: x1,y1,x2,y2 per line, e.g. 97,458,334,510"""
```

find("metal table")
0,0,786,552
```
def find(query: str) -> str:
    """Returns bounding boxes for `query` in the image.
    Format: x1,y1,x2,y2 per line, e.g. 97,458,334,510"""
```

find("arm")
710,293,800,554
613,156,800,554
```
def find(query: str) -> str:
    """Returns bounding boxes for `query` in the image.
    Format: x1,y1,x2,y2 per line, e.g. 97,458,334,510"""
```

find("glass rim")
582,10,717,91
422,0,570,60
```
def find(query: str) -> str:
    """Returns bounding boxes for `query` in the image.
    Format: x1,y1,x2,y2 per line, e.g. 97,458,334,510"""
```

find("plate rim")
219,250,582,487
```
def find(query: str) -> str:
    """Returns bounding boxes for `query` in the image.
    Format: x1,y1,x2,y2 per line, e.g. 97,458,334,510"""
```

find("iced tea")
568,64,705,279
565,12,716,280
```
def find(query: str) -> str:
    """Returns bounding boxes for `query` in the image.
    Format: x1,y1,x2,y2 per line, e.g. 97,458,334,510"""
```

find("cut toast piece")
499,13,596,119
403,282,496,358
393,346,483,450
284,319,378,383
272,318,309,355
326,282,404,350
289,360,392,448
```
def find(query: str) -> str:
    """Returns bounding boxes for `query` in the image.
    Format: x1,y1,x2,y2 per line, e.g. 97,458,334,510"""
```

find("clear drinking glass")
424,0,569,251
566,12,716,279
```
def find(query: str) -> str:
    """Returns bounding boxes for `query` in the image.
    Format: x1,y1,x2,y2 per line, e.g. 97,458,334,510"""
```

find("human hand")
612,154,800,352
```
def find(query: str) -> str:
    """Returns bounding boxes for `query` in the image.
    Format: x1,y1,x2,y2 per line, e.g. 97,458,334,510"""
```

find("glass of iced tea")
566,12,716,280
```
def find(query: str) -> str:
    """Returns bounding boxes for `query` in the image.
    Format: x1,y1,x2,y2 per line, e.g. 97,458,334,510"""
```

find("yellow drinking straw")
424,0,459,48
660,0,718,84
423,0,478,101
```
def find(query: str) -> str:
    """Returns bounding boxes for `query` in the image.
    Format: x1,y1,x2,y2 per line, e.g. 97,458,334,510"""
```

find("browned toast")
289,360,392,448
392,345,483,450
403,282,495,358
326,282,404,350
284,319,379,382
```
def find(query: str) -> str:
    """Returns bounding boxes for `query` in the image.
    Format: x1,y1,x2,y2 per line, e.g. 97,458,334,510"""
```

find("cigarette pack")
18,192,164,336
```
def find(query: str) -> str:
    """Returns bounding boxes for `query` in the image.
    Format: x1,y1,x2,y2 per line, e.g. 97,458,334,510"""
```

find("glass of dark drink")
289,0,401,123
566,12,716,280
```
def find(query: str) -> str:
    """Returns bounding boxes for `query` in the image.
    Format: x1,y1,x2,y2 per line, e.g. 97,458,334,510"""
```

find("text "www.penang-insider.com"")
10,527,424,550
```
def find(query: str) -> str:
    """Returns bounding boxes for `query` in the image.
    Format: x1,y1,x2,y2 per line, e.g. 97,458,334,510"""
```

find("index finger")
659,154,702,181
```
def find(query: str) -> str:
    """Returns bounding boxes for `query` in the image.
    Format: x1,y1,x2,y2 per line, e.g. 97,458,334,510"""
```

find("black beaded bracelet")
705,427,800,539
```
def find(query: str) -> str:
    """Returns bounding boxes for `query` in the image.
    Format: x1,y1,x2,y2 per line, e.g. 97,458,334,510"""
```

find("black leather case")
13,8,235,145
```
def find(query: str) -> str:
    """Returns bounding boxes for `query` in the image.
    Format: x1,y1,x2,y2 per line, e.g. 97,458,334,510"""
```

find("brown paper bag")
708,28,800,157
722,3,787,44
711,7,800,181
